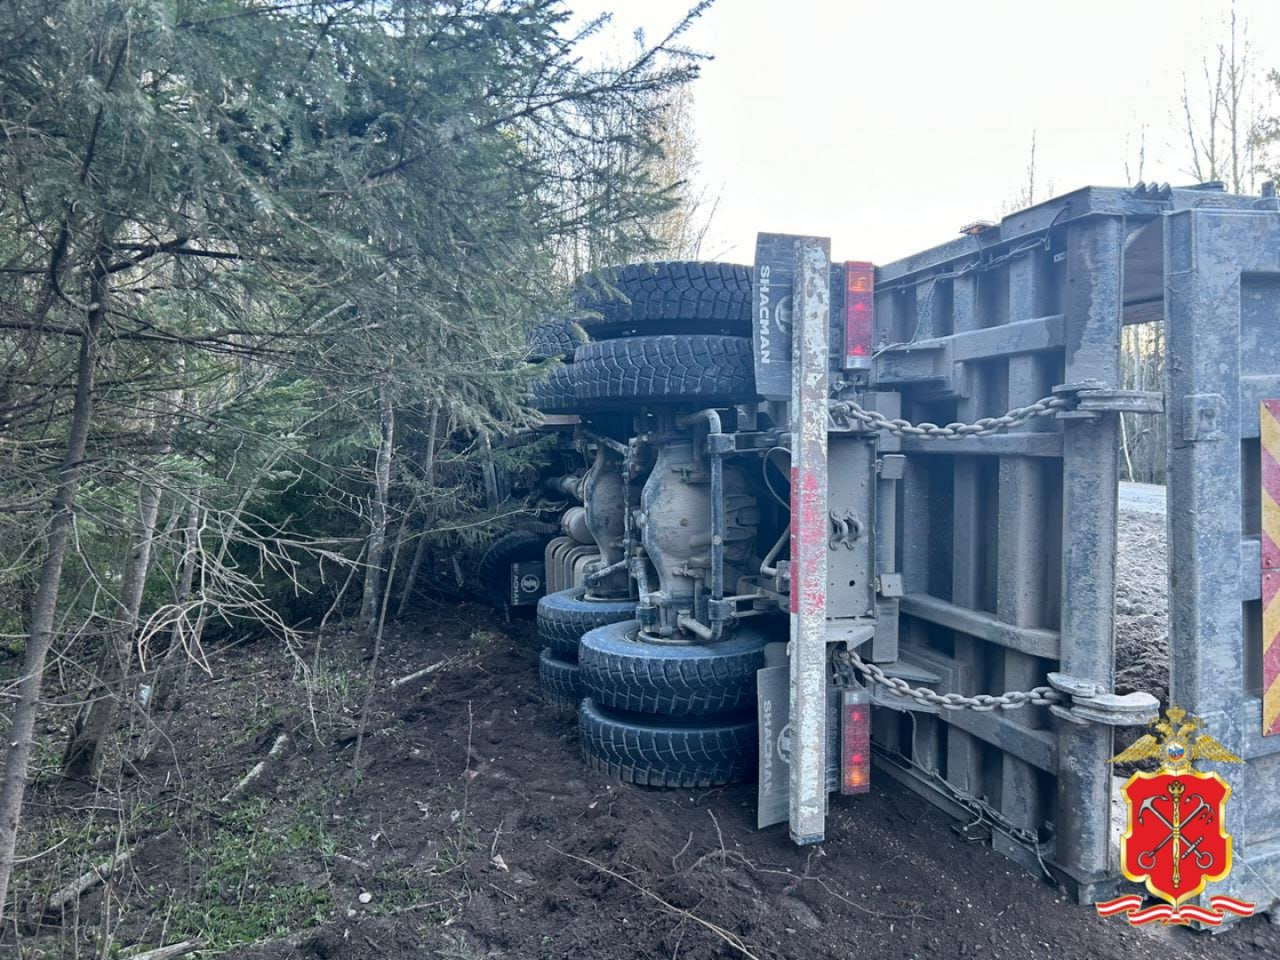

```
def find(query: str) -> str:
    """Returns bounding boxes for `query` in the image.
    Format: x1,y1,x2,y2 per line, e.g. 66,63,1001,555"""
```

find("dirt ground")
10,586,1279,959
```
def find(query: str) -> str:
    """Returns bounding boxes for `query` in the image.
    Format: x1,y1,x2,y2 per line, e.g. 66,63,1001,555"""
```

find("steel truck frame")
514,180,1280,918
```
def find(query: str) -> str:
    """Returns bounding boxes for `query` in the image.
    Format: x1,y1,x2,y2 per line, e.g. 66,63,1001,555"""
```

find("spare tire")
574,262,751,337
528,317,588,362
536,587,636,662
574,335,757,409
530,364,578,415
579,698,757,788
578,620,771,717
538,648,582,712
477,530,548,608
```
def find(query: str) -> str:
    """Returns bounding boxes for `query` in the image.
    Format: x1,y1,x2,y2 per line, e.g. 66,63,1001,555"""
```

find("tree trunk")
353,490,412,775
163,496,202,670
134,496,201,763
359,384,395,637
63,475,164,779
395,405,439,618
0,276,107,928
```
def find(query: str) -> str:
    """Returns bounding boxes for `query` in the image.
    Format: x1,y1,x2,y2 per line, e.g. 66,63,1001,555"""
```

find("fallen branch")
693,848,930,923
334,853,372,872
123,940,203,960
34,827,177,923
220,733,289,802
550,846,762,960
39,848,134,918
389,659,448,689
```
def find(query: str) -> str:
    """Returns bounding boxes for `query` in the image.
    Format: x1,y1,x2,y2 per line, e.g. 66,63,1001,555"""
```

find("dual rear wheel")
530,260,766,787
535,587,636,711
575,620,771,788
528,261,760,416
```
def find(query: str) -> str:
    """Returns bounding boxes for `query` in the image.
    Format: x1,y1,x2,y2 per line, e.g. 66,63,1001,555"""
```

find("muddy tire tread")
536,587,636,661
578,698,756,788
578,620,768,717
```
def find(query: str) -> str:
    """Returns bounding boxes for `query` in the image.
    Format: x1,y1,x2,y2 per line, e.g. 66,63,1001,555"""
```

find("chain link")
828,394,1071,439
833,649,1064,711
874,743,1047,856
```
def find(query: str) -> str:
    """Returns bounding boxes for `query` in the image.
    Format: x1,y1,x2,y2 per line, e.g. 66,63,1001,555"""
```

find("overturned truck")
505,182,1280,916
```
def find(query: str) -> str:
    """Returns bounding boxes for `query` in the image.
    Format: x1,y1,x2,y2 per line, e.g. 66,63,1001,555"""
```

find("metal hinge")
1053,380,1164,420
1047,673,1160,726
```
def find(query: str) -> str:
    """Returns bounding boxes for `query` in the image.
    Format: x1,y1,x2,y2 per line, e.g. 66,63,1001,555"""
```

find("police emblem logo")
1096,708,1256,926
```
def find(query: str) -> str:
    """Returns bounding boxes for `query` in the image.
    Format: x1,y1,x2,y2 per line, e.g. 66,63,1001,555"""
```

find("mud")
13,590,1278,960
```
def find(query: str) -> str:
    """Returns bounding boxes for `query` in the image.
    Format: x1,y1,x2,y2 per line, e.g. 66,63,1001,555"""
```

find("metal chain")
828,394,1071,439
833,649,1064,711
874,744,1047,856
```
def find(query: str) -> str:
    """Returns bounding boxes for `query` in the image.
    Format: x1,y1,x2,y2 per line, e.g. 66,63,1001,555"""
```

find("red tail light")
840,687,871,795
843,261,874,371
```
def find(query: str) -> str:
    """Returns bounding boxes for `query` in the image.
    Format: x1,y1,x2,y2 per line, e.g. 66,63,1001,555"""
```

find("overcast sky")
572,0,1280,264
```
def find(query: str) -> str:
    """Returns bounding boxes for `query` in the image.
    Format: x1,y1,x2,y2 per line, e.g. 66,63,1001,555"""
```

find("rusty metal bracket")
1052,380,1164,420
1046,673,1160,726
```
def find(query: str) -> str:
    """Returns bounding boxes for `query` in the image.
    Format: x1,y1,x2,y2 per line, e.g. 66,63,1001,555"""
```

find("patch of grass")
367,862,447,914
165,795,337,950
430,824,480,877
16,798,136,914
304,661,364,738
435,932,490,959
230,684,291,744
26,723,71,782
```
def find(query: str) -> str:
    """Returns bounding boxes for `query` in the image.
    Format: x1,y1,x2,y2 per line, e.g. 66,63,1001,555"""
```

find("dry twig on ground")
220,732,289,803
689,846,930,923
389,659,449,689
123,940,203,960
35,827,173,922
550,845,762,960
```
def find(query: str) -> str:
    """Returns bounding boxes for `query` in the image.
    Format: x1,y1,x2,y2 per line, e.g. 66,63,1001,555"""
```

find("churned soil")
12,591,1278,960
1115,508,1171,712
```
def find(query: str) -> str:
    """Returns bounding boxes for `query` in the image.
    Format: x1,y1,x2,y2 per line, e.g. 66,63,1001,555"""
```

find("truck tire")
578,698,757,788
536,587,636,662
539,648,582,712
477,530,547,608
528,317,588,362
573,335,757,408
574,262,751,337
578,620,770,717
530,364,578,415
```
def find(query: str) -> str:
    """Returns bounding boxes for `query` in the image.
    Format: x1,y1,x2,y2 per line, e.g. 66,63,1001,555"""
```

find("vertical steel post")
789,236,831,845
1164,209,1280,916
1054,217,1124,901
1165,210,1251,885
1166,213,1245,731
996,256,1052,867
948,271,984,794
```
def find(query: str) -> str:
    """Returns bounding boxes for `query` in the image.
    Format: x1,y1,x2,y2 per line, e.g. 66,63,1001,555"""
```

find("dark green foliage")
0,0,711,928
0,0,706,633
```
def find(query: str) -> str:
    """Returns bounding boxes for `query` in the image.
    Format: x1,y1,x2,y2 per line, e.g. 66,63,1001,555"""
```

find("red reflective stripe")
790,466,824,615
